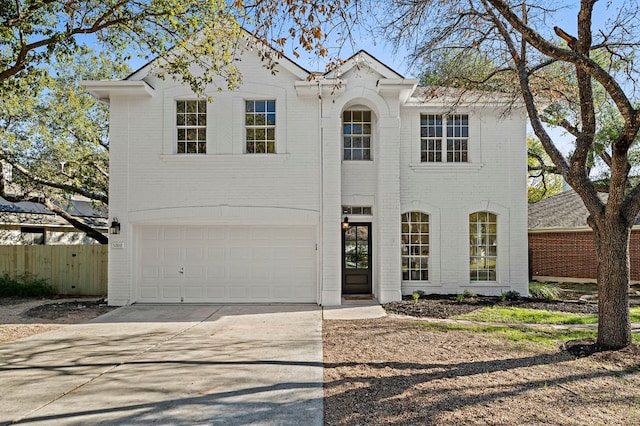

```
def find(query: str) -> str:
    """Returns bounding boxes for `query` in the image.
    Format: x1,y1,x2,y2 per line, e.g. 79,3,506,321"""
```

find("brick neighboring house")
83,38,529,307
528,190,640,283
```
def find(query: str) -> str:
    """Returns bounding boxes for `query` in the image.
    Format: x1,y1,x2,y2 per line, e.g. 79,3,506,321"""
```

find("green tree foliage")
528,136,562,203
0,49,127,243
0,1,359,94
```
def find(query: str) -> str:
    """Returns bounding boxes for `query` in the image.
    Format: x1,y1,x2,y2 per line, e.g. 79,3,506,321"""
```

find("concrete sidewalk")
0,305,323,425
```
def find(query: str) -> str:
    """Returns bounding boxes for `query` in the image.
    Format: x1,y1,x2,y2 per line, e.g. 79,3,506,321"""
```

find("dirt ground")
0,297,115,343
323,318,640,425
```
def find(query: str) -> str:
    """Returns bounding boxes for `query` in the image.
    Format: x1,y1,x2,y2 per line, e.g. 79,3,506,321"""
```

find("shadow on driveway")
0,304,323,425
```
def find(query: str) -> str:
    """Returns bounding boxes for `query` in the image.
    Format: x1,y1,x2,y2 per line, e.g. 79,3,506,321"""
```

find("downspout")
318,78,324,305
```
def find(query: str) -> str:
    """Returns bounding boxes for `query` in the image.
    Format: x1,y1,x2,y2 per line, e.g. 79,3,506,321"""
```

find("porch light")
109,217,121,235
341,216,349,230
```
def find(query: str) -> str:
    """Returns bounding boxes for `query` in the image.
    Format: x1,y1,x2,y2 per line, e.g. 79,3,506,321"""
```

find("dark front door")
342,223,372,294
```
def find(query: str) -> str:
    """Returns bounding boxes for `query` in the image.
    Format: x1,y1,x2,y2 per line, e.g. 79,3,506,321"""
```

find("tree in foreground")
379,0,638,348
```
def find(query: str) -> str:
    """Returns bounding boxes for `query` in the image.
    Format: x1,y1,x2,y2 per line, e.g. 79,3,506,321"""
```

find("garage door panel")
160,286,181,299
183,286,203,299
185,228,205,240
185,247,205,261
141,266,160,280
250,228,272,239
162,266,183,279
162,247,181,260
184,265,204,279
163,227,183,240
140,227,161,240
206,266,226,280
206,286,226,299
207,228,226,240
229,228,250,240
137,225,316,303
140,287,159,299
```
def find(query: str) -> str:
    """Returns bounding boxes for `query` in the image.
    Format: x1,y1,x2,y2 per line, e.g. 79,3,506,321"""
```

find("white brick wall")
96,48,528,306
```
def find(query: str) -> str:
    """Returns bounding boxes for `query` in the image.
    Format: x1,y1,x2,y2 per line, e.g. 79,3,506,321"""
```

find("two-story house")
83,41,528,306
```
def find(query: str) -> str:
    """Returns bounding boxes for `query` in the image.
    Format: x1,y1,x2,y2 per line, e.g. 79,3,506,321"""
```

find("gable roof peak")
324,49,405,80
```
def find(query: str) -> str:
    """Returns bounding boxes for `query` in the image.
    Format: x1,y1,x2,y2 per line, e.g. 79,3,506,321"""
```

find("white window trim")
244,99,277,154
469,211,498,282
411,111,481,169
401,211,430,282
342,109,374,161
464,201,510,286
163,88,210,156
176,99,207,154
400,201,442,288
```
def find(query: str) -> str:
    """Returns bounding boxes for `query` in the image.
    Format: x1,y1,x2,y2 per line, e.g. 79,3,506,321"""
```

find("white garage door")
137,225,317,303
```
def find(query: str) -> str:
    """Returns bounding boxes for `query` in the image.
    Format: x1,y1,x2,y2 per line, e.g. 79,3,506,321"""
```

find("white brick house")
83,44,528,306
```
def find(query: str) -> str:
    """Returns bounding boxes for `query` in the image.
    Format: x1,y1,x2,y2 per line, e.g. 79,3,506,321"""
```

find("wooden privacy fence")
0,245,107,296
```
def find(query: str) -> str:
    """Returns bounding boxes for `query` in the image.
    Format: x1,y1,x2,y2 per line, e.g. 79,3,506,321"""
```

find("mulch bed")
23,298,112,320
384,294,600,319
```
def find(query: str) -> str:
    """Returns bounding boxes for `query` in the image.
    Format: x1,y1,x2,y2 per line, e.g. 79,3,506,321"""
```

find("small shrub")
412,292,420,303
0,273,55,297
501,290,520,301
463,289,477,299
529,283,561,301
456,293,465,303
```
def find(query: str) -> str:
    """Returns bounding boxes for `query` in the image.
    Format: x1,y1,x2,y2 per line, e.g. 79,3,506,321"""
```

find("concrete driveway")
0,305,322,425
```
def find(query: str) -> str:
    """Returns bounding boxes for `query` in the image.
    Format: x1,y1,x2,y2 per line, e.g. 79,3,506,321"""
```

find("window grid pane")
176,100,206,154
420,114,443,162
401,212,429,281
343,110,372,161
446,114,469,163
469,211,497,281
245,100,276,153
420,114,469,163
342,206,373,215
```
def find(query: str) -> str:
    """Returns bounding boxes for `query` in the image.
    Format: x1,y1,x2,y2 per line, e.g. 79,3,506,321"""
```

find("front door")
342,223,372,294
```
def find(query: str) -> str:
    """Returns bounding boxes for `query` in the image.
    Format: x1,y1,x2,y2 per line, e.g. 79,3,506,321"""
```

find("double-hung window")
469,211,497,281
420,114,469,163
245,100,276,154
401,212,429,281
176,100,207,154
343,110,372,160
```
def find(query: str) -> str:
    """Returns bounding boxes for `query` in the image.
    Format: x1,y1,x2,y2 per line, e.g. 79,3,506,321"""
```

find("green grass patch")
0,273,55,297
453,307,598,324
453,306,640,325
415,322,640,346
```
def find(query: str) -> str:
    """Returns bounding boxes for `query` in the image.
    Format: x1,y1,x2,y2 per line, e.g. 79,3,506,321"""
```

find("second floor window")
176,100,207,154
245,100,276,154
420,114,469,163
343,110,372,160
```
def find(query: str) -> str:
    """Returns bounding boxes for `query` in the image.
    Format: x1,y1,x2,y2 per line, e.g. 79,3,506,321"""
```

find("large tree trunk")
593,221,632,349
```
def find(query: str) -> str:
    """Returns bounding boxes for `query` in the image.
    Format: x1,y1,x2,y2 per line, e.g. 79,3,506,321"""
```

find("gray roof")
0,197,106,217
0,197,107,228
528,190,640,230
